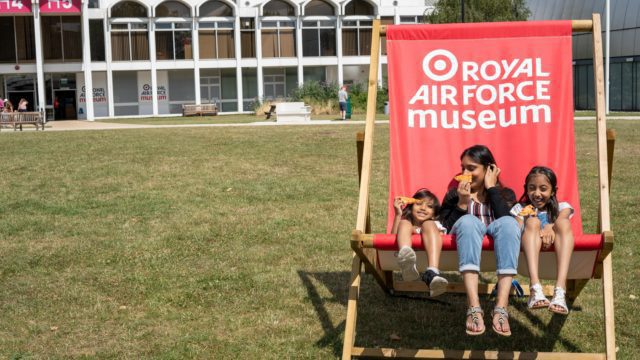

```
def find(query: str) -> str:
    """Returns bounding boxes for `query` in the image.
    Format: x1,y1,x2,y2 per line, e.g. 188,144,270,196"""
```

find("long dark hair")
402,188,440,225
460,144,515,205
518,166,560,222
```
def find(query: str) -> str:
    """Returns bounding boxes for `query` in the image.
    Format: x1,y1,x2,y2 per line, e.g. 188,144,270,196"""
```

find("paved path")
2,116,638,133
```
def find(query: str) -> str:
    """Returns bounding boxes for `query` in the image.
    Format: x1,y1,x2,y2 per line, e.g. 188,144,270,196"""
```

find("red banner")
0,0,32,13
40,0,81,13
386,21,582,234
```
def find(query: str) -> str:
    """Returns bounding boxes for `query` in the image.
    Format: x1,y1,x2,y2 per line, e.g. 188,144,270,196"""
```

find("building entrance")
53,90,77,120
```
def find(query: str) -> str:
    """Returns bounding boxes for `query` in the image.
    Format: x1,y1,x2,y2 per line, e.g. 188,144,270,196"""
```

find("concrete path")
1,116,638,133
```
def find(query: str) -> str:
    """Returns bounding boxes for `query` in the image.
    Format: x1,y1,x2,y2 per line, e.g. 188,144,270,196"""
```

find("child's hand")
540,224,556,250
393,197,403,216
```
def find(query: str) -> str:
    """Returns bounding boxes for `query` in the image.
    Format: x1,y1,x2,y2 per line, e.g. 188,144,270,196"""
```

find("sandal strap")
528,283,549,307
492,306,509,319
550,287,569,312
466,306,484,317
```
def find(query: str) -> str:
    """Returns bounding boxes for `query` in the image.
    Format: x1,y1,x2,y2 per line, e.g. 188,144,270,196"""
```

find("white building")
0,0,433,120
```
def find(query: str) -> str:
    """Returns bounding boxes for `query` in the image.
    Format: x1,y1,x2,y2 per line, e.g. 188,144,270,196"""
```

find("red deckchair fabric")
386,21,582,236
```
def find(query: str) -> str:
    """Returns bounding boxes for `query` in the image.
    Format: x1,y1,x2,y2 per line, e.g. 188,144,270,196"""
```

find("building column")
81,0,94,120
296,18,303,87
149,21,158,115
105,13,114,117
337,16,343,86
255,15,264,101
33,6,46,120
234,16,243,112
192,18,201,105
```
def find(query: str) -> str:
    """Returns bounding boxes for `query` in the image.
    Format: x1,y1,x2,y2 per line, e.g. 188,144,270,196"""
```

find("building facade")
0,0,432,120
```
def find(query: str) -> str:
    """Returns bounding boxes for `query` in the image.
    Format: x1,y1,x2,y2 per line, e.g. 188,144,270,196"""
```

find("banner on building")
0,0,33,13
385,21,581,233
39,0,81,13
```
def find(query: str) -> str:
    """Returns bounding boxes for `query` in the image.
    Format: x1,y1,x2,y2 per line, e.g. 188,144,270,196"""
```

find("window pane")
262,21,277,28
241,31,255,58
131,32,149,60
15,16,36,62
218,22,233,29
199,1,233,17
319,28,335,56
111,1,147,17
302,28,318,57
0,17,17,63
200,22,215,29
156,23,172,29
621,62,633,110
280,21,295,28
303,20,317,27
609,63,621,110
199,30,216,58
200,86,209,100
63,16,82,61
359,28,371,56
175,30,192,59
261,30,277,58
42,16,63,61
132,23,148,30
240,18,254,30
156,1,190,17
90,19,105,61
279,29,295,57
342,29,357,56
156,31,173,59
111,32,130,61
305,0,334,16
218,30,234,58
345,0,374,16
263,0,295,16
89,0,99,8
111,23,127,30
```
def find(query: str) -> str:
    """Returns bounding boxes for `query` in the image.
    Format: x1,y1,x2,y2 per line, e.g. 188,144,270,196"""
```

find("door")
53,90,77,120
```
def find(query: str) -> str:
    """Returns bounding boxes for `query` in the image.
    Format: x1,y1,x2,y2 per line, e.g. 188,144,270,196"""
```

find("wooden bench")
275,102,311,122
0,111,45,131
182,104,218,117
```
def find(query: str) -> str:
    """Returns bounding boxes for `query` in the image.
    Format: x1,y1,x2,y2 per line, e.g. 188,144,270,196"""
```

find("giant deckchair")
344,14,616,359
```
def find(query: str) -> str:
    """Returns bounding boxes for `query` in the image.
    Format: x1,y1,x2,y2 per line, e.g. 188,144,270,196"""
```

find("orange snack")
399,196,418,205
518,205,537,216
454,174,472,182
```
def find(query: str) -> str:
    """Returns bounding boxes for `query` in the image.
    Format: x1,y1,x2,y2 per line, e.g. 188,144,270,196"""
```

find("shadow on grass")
299,270,587,358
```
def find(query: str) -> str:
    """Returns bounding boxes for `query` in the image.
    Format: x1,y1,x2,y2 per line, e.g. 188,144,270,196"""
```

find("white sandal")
528,283,550,309
549,287,569,315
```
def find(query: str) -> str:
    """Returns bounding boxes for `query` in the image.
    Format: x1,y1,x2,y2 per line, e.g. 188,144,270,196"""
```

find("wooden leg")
602,255,616,360
342,253,362,360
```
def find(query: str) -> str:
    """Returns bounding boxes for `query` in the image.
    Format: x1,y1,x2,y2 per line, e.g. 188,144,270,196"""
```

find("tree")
425,0,530,24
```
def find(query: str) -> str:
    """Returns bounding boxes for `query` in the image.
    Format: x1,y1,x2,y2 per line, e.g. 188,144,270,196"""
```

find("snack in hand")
518,204,537,216
454,174,472,182
399,196,423,205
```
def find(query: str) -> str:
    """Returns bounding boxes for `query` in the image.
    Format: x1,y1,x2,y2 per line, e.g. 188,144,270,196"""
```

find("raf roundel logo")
143,84,151,91
422,49,458,82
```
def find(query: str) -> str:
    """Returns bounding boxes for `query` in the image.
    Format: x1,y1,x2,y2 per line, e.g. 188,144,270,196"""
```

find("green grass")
0,121,638,358
574,110,640,117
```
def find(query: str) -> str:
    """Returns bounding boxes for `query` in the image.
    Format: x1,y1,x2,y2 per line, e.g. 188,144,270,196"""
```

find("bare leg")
421,221,442,269
463,271,484,333
397,221,419,281
522,217,542,285
551,219,574,312
492,275,513,334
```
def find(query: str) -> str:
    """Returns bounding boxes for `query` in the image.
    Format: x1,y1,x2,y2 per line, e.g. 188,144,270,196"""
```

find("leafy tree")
425,0,530,24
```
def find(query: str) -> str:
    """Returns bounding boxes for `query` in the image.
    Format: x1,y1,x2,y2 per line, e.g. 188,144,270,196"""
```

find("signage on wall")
0,0,33,13
79,86,107,103
139,84,167,102
39,0,81,13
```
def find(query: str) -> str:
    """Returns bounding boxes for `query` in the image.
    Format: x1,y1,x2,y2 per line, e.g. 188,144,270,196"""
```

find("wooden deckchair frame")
343,14,616,360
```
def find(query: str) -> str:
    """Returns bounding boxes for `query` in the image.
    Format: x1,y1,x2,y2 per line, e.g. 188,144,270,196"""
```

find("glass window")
302,20,335,57
156,1,190,17
380,16,393,55
111,23,149,61
263,0,294,16
621,61,633,111
342,19,372,56
15,16,35,63
63,16,82,61
240,18,255,58
90,19,106,61
200,1,233,17
41,16,82,62
0,17,17,64
42,16,63,61
89,0,100,8
261,20,296,58
345,0,374,16
111,1,148,17
198,21,234,59
155,22,193,60
609,63,621,110
305,0,334,16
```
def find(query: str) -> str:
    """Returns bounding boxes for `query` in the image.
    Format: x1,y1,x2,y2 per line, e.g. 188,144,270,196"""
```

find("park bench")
182,104,218,117
275,102,311,122
0,111,45,131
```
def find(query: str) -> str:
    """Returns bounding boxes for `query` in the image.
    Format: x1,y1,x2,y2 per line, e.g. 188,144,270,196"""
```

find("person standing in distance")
338,85,348,120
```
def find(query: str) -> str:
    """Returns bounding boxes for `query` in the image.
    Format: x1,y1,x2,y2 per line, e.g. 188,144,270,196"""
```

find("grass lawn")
0,121,638,359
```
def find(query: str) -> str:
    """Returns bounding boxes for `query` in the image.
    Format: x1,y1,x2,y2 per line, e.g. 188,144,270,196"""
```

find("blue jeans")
451,214,521,275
